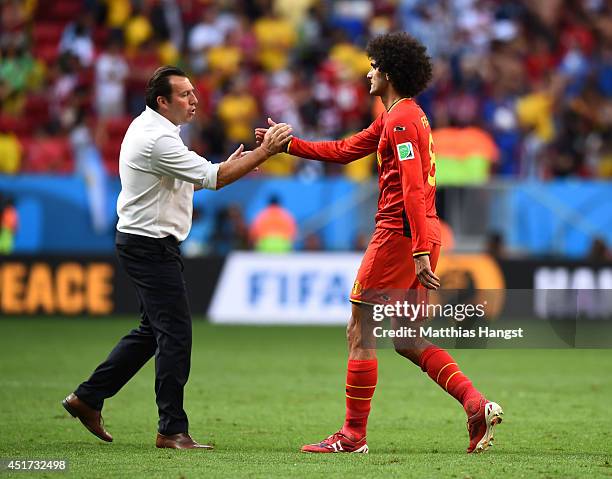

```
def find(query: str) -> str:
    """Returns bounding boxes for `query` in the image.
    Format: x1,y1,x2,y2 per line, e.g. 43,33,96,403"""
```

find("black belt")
115,231,180,247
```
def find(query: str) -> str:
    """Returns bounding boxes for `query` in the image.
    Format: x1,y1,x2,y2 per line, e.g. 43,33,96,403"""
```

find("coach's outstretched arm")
216,123,292,189
255,117,380,165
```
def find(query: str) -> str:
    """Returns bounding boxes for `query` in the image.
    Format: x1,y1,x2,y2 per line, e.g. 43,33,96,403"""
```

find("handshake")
216,118,292,189
255,118,291,157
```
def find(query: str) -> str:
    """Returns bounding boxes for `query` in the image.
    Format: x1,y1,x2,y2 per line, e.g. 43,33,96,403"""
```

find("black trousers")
75,232,192,436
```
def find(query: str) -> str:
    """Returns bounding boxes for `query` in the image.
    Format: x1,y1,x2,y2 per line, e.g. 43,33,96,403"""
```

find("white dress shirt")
117,106,219,241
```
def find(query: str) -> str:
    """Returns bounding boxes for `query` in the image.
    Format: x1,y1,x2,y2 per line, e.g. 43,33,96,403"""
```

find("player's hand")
261,121,292,156
414,255,440,290
255,118,279,146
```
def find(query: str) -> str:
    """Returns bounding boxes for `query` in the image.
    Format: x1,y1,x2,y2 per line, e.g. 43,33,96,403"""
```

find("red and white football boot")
465,397,504,453
301,431,369,454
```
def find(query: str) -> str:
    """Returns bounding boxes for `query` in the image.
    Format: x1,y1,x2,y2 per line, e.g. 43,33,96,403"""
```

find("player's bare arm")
217,123,292,189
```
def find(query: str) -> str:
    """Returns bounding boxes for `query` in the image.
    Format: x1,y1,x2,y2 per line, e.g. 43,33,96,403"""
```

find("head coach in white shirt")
62,66,292,450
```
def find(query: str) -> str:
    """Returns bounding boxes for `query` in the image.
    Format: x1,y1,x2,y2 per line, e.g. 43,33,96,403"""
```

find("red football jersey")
288,98,441,255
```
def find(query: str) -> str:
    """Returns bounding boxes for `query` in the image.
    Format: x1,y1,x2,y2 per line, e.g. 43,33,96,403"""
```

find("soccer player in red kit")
256,32,503,454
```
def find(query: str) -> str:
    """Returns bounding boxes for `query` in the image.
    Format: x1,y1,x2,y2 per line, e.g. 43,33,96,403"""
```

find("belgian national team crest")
397,142,415,161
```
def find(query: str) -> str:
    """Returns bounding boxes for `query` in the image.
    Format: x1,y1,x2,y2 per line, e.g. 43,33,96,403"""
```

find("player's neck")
381,91,407,111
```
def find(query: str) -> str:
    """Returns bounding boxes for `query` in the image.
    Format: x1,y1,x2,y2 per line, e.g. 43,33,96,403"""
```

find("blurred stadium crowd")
0,0,610,181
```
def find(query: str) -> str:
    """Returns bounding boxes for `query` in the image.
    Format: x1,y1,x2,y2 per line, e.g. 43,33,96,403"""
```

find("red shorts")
350,228,441,305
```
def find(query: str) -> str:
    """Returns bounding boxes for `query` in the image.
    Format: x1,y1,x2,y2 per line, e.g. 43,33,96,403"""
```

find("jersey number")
428,133,436,186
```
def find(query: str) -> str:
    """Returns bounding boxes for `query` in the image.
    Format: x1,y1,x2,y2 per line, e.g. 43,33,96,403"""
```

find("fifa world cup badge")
397,142,414,161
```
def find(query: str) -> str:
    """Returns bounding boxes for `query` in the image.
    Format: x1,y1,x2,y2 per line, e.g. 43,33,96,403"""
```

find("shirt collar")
387,97,411,113
145,106,181,134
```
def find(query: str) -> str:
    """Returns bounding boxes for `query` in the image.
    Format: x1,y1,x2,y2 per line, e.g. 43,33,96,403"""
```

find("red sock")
419,346,481,406
342,359,377,439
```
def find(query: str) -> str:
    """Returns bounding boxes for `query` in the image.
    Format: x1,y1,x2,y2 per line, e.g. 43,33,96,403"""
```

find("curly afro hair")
366,32,433,98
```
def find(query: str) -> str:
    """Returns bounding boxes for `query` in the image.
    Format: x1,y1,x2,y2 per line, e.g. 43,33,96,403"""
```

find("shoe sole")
62,399,113,443
473,402,503,453
301,444,369,454
300,446,370,454
156,444,214,450
354,444,369,453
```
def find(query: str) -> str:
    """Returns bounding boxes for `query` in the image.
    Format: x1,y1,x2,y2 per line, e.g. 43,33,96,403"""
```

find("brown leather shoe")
62,393,113,442
156,433,213,450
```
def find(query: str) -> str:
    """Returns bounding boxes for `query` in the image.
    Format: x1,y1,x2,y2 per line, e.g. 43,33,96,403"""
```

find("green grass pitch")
1,317,611,478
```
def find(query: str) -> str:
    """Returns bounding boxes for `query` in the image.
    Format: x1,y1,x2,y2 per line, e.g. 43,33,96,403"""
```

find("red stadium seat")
101,138,122,176
36,0,84,22
96,117,133,175
17,136,33,158
49,1,83,22
32,22,65,45
93,27,110,47
78,67,95,90
0,116,31,137
24,95,51,129
21,136,74,174
33,44,59,65
105,116,133,139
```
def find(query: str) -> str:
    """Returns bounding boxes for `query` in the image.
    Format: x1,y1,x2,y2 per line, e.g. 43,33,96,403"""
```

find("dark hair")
145,65,188,111
366,32,433,98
